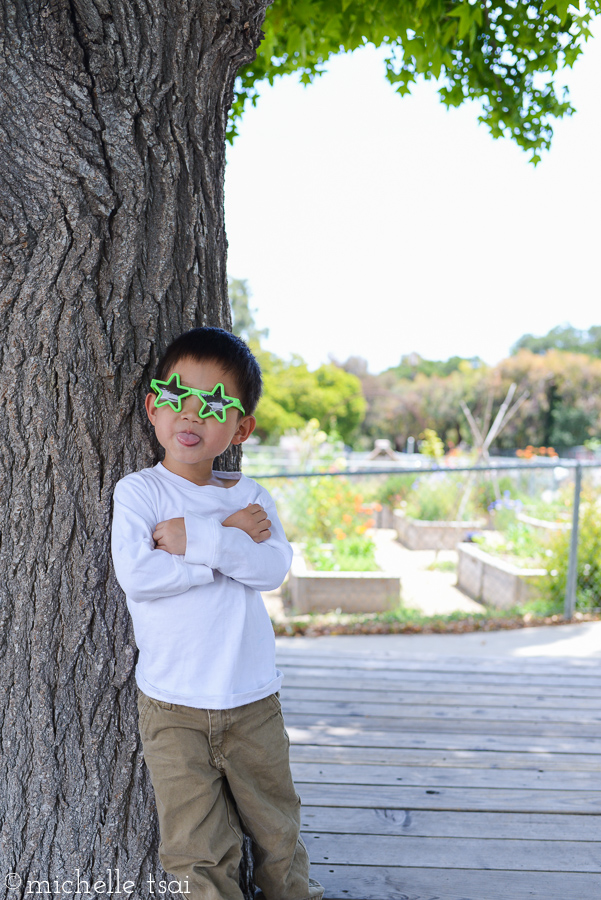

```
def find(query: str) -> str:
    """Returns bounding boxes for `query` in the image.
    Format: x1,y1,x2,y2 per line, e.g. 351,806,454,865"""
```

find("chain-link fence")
247,460,600,617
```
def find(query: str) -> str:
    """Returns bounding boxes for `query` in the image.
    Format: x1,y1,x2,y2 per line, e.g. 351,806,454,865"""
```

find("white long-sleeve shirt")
111,463,292,709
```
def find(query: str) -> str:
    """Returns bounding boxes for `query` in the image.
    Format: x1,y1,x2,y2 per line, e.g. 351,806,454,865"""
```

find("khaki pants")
138,690,324,900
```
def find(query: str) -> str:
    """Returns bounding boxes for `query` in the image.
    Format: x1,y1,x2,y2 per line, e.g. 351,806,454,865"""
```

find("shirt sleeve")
184,485,293,592
111,477,214,603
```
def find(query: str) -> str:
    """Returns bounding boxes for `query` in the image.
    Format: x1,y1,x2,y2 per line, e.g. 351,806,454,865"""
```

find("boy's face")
145,356,256,483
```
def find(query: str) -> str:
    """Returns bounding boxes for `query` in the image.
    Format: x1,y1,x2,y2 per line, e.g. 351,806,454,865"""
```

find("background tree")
496,349,601,448
512,323,601,357
229,276,270,345
352,348,601,452
1,0,599,895
255,353,366,444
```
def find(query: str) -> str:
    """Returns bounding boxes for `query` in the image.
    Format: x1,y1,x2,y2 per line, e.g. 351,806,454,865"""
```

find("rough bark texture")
0,1,268,896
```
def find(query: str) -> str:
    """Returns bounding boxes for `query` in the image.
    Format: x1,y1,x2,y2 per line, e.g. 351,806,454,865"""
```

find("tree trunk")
0,1,268,895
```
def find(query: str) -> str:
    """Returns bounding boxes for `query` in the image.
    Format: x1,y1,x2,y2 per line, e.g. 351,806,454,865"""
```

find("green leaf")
447,3,476,40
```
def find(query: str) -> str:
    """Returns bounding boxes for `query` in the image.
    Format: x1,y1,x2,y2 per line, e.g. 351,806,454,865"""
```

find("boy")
111,327,324,900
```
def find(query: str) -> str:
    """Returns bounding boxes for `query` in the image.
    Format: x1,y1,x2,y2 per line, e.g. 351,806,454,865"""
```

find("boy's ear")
145,392,158,424
230,414,256,446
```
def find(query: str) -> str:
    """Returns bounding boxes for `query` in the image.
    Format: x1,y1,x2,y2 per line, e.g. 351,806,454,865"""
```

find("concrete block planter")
394,510,486,551
287,546,401,614
517,512,571,534
457,542,547,610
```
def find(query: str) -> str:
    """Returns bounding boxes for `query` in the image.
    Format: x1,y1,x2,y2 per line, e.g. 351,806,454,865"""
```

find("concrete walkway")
372,528,483,615
276,620,601,659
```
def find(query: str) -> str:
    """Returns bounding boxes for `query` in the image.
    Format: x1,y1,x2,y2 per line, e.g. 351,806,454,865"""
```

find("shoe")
308,878,325,900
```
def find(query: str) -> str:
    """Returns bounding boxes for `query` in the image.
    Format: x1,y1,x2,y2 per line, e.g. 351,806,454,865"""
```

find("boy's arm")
151,504,270,555
184,490,293,592
111,480,214,603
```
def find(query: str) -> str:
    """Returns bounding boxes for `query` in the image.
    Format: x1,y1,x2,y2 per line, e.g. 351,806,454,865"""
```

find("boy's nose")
180,395,202,417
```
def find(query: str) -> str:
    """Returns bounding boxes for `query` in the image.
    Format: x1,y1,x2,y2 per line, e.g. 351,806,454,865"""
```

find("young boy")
111,327,324,900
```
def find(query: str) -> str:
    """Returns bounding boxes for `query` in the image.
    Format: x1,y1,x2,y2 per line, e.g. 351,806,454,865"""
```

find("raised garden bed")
286,546,401,614
517,512,571,533
457,541,547,610
394,510,487,551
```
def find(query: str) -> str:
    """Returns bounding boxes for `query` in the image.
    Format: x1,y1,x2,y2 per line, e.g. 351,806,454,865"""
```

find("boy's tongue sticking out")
177,432,201,446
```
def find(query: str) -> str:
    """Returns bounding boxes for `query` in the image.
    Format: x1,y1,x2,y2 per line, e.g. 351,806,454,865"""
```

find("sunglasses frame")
150,373,246,423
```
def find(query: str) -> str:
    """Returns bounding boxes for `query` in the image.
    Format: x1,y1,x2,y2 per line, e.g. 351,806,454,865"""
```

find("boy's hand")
153,517,187,555
222,504,271,543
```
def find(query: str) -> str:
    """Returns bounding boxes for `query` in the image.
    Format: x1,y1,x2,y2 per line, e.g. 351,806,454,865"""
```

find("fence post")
564,464,583,619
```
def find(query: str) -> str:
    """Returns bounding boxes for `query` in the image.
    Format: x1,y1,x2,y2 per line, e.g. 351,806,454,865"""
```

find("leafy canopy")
232,0,600,162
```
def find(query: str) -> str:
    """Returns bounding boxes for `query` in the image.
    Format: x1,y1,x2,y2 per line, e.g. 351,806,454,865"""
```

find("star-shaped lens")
197,383,245,422
150,373,190,412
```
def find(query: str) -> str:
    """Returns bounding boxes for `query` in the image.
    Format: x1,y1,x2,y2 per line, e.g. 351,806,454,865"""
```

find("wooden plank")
309,863,601,900
282,672,601,699
278,646,601,899
302,832,601,872
283,685,601,710
276,651,601,677
277,646,601,667
300,806,601,840
291,762,597,791
286,724,601,754
281,698,601,724
278,661,601,688
291,744,601,771
296,782,601,814
284,712,601,737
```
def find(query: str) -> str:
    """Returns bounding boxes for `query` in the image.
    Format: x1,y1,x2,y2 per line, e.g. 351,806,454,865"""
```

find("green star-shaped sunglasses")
150,373,245,422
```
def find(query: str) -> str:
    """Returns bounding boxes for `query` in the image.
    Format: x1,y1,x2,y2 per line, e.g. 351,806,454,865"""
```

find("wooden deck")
276,645,601,900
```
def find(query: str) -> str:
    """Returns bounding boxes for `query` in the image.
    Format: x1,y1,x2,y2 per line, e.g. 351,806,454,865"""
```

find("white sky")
224,23,600,374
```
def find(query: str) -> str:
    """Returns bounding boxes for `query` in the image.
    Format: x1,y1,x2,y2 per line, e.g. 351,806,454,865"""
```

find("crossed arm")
153,504,272,554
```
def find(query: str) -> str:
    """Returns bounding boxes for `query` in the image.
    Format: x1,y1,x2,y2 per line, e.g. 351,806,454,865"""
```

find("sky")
224,22,600,375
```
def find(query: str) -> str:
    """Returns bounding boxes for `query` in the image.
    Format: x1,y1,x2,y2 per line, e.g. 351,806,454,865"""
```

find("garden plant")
277,476,380,572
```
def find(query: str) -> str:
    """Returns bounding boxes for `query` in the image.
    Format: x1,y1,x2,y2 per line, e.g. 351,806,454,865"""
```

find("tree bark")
0,1,268,895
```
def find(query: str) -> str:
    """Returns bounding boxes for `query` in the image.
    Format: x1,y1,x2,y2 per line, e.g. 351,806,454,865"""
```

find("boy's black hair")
155,326,262,415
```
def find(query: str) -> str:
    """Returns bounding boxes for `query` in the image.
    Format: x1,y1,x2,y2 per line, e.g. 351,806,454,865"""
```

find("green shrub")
404,475,478,522
282,476,380,572
544,494,601,611
305,535,378,572
284,476,376,543
374,474,415,507
474,522,546,567
471,475,518,516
